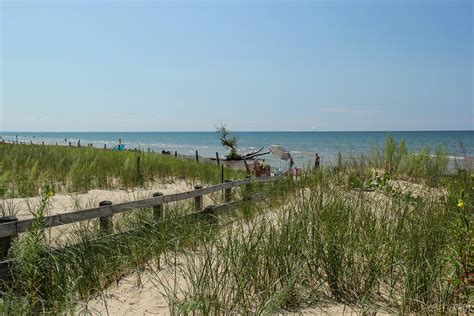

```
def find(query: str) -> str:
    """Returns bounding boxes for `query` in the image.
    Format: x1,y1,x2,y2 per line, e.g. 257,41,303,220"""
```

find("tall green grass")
0,137,472,314
1,197,221,314
0,144,244,198
156,163,471,314
149,138,471,314
369,134,449,187
4,186,52,313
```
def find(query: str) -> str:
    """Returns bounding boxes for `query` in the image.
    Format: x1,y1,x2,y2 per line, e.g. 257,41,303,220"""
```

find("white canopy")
268,144,292,161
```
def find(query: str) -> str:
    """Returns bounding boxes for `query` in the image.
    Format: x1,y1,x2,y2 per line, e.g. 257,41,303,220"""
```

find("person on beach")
315,153,320,168
253,159,260,176
253,159,268,177
261,159,271,176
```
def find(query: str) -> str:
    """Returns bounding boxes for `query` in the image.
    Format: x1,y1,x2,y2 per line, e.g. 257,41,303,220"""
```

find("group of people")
253,159,271,177
289,153,321,169
252,153,321,177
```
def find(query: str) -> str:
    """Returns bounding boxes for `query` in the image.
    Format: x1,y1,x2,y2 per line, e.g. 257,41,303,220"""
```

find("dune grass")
0,178,291,314
0,137,472,314
153,138,472,314
0,144,244,198
2,195,221,314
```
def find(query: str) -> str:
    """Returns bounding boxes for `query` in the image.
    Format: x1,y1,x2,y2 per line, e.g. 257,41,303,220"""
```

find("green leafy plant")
6,185,52,313
216,124,240,160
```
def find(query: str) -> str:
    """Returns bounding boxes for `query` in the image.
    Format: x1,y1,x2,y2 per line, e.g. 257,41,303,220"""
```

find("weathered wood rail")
0,176,279,258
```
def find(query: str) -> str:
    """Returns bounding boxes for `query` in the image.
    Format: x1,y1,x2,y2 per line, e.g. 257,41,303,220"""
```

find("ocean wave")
408,152,471,160
447,156,469,160
143,143,183,149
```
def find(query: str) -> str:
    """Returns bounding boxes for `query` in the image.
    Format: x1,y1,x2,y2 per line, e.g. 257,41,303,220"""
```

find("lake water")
1,131,472,170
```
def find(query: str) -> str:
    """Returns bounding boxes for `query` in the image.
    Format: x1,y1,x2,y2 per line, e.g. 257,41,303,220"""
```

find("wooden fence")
0,175,279,261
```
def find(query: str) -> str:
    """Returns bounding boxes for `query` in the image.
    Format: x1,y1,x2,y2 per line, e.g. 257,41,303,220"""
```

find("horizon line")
1,129,473,133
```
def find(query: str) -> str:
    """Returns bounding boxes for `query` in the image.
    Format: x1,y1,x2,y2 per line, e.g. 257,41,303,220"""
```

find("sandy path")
78,280,361,315
76,267,173,315
77,255,367,316
75,195,368,316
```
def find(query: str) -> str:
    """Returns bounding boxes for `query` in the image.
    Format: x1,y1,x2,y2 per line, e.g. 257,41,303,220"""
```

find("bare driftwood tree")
216,124,270,161
216,124,240,160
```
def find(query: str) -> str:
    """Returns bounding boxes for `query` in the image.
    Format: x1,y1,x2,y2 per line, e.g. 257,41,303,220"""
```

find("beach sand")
76,262,370,315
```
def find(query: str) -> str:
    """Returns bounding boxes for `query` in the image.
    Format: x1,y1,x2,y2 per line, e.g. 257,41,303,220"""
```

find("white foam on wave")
410,153,470,160
148,143,186,148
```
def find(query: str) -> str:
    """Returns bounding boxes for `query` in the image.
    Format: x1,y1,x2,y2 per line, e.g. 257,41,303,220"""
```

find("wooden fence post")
224,179,232,203
195,150,199,162
136,155,141,177
0,216,17,260
99,201,113,235
152,192,163,220
42,141,44,146
221,164,224,184
243,159,250,174
194,185,203,211
104,144,107,149
175,151,178,158
216,152,220,165
244,175,252,199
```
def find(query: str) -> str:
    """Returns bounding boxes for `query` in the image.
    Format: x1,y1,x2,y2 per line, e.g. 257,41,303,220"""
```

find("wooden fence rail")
0,176,279,282
0,176,278,241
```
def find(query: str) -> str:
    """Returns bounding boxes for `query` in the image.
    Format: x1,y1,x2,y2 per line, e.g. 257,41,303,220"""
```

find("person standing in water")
289,156,295,168
315,153,320,168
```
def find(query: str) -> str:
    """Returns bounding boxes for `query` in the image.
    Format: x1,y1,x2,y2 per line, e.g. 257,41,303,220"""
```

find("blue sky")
1,0,472,131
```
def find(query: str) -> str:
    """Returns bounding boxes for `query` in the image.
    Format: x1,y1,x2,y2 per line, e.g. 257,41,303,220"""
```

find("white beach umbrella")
268,144,292,161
